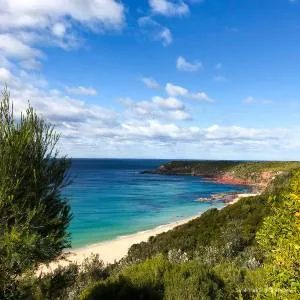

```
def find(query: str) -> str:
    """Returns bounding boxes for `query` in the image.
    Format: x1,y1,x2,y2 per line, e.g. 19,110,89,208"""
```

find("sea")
66,159,248,248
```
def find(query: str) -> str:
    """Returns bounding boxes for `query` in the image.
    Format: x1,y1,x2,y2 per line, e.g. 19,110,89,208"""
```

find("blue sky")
0,0,300,159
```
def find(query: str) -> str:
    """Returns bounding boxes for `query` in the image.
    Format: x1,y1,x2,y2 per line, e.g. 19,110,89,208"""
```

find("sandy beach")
228,193,257,205
38,193,257,275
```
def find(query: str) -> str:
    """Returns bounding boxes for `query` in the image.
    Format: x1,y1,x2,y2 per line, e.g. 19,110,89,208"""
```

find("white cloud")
119,95,190,121
159,28,173,46
0,0,125,30
0,0,126,71
152,96,184,110
243,96,274,105
0,66,295,159
176,56,202,72
166,83,188,97
0,67,13,82
168,110,191,120
165,83,213,102
204,124,284,141
149,0,190,17
6,86,115,126
20,58,43,70
66,86,98,96
0,34,43,59
138,16,173,46
52,23,67,37
142,77,160,89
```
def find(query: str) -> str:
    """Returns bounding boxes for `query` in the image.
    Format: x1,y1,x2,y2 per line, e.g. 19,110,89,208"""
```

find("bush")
17,254,109,300
80,256,168,300
163,261,227,300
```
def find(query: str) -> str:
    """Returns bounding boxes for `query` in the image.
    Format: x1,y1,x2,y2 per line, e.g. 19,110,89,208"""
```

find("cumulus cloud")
0,0,125,30
0,67,13,82
0,0,126,71
52,23,67,37
138,16,173,46
142,77,160,89
119,96,190,121
11,88,114,125
152,96,184,110
165,83,213,102
168,110,190,120
0,34,43,60
176,56,202,72
1,69,296,158
149,0,190,17
66,86,98,96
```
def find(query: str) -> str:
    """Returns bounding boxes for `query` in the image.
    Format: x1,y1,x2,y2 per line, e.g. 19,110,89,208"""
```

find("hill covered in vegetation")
144,160,300,190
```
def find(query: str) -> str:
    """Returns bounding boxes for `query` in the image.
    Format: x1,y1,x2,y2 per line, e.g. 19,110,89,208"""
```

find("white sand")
228,193,258,205
38,193,257,275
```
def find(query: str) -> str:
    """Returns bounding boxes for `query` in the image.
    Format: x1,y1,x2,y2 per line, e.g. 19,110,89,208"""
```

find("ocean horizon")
66,159,249,249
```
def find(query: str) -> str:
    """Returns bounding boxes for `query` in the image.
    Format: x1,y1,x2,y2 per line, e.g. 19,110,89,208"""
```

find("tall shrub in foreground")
0,89,72,298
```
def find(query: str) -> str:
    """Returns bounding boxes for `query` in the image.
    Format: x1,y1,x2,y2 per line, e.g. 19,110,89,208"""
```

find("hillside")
144,160,300,190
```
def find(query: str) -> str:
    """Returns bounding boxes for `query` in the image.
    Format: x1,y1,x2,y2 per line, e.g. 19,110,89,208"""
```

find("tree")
0,88,72,298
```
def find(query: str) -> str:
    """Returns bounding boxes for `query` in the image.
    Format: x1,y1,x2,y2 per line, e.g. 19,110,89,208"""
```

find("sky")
0,0,300,160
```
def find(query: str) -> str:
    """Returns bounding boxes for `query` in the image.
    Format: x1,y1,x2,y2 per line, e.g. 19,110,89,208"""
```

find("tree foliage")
0,88,72,298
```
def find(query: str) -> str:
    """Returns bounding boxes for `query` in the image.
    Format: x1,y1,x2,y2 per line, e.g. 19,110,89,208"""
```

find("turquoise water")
66,159,248,248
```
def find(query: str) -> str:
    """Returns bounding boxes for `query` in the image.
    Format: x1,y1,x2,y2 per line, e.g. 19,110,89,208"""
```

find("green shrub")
163,261,227,300
80,256,168,300
17,254,109,300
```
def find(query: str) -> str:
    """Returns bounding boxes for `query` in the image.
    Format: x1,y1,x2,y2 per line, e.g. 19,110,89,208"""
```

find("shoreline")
37,192,257,275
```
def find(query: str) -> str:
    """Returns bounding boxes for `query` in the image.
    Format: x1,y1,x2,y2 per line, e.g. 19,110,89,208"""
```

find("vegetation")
256,169,300,298
0,89,299,299
144,160,242,176
146,160,300,180
0,89,72,299
125,195,270,264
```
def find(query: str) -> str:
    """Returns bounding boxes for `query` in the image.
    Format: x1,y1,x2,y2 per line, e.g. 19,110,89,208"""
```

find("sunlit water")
65,159,248,248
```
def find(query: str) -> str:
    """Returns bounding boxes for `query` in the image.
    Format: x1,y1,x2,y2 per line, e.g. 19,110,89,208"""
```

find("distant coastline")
142,160,299,192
